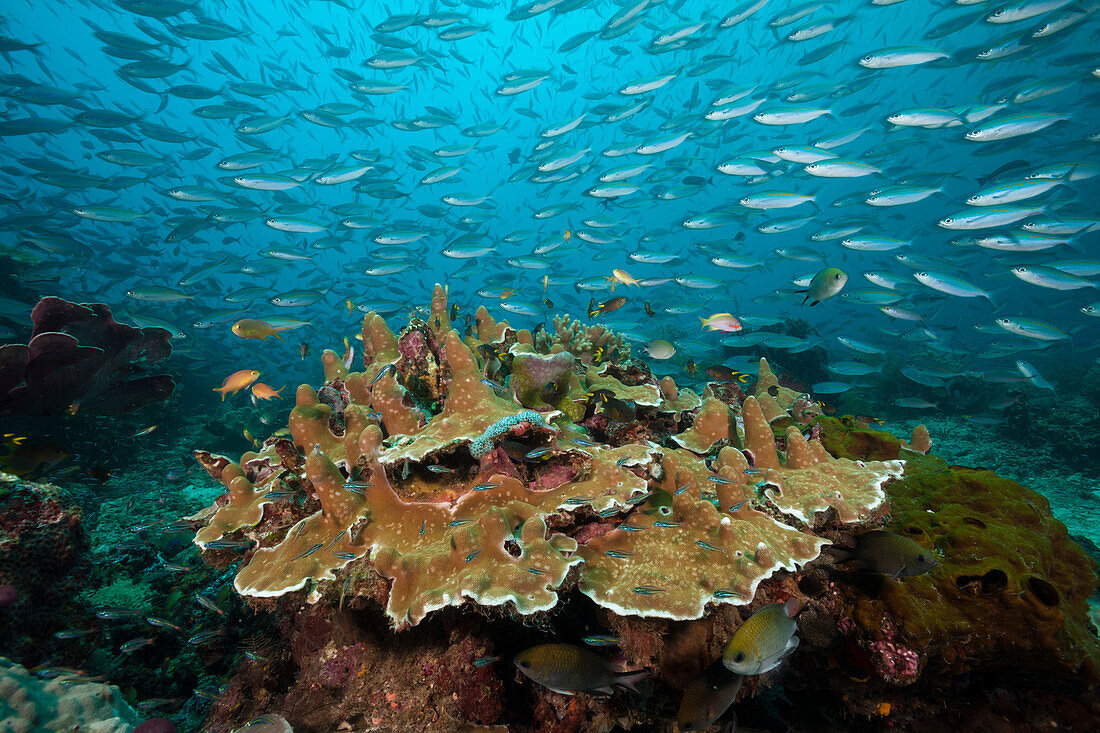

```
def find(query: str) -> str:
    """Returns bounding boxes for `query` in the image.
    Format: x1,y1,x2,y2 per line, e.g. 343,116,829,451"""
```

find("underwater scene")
1,0,1099,731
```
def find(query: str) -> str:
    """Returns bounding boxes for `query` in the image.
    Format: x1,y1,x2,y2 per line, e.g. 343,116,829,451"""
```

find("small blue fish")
632,585,665,595
605,550,634,559
694,540,725,552
654,521,683,528
713,588,745,599
526,447,553,459
465,549,482,563
708,475,736,484
674,483,691,495
204,538,251,550
419,518,427,536
195,594,225,615
428,464,456,474
331,551,357,560
481,378,504,390
598,507,621,518
474,655,500,666
369,364,395,387
339,575,352,612
290,543,323,561
121,637,155,654
145,616,181,631
582,635,621,647
727,501,746,512
96,607,139,620
527,567,548,575
323,529,347,550
616,457,630,466
472,482,501,491
618,523,646,532
449,519,472,527
188,629,225,646
54,629,95,639
572,437,602,447
562,496,594,505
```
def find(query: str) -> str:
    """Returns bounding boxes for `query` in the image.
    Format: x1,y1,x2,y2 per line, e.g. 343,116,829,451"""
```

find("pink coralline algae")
868,615,920,684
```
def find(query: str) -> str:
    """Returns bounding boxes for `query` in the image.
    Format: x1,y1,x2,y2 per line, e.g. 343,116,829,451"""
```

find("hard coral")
0,297,174,415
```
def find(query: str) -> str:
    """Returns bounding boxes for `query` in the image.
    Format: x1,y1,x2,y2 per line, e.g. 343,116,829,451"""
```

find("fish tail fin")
614,669,648,695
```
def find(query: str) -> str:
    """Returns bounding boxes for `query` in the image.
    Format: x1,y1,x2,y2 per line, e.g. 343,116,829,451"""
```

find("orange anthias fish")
606,268,640,292
251,383,284,401
231,319,291,341
213,369,261,401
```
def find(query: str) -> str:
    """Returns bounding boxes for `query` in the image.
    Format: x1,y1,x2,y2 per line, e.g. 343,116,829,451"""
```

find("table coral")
192,286,913,628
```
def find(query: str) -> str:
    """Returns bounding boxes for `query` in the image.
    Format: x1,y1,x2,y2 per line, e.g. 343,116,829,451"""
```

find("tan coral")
901,425,932,454
288,385,344,461
759,427,904,525
380,331,552,465
194,461,272,549
233,452,368,598
671,398,732,453
740,396,782,471
657,376,702,416
355,430,581,627
429,283,451,338
345,314,424,436
585,368,661,407
577,450,827,619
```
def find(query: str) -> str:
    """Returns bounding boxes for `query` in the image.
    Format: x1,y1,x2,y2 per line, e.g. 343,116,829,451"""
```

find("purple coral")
0,297,174,415
867,615,920,684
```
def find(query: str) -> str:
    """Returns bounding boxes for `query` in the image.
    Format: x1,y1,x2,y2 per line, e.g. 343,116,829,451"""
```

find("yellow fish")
231,319,291,341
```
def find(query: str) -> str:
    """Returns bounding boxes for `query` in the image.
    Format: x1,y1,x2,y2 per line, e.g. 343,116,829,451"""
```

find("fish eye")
519,660,530,668
834,273,842,280
916,555,927,564
734,652,745,663
918,271,927,277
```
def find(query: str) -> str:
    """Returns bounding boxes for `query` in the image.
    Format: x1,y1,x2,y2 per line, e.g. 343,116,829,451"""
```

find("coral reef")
0,297,175,416
187,286,1100,732
0,472,89,659
0,656,141,732
542,314,630,366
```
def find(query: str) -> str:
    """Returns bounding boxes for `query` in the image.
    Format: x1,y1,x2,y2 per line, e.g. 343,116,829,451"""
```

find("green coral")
80,577,153,611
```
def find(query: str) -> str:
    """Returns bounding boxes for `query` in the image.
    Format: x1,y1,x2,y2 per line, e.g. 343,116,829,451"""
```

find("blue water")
1,0,1096,415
